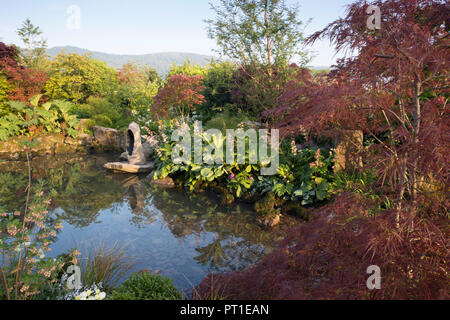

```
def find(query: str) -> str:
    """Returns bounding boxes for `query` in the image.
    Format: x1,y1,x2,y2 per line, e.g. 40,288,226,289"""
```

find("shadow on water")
0,154,302,291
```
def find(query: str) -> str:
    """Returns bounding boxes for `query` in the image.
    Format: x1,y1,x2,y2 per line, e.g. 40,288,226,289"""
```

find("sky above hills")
0,0,356,67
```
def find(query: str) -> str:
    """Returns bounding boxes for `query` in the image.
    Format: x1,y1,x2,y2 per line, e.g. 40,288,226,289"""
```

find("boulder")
142,141,155,160
150,176,176,188
76,134,95,146
257,212,281,228
77,119,93,132
334,130,364,172
93,126,126,151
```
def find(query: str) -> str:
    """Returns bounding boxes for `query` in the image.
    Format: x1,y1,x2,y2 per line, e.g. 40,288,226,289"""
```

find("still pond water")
0,154,300,292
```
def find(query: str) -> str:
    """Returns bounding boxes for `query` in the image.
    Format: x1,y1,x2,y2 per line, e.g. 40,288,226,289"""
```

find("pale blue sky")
0,0,356,66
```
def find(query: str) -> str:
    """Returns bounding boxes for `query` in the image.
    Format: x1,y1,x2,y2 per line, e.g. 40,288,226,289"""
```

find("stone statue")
126,122,146,165
104,122,155,173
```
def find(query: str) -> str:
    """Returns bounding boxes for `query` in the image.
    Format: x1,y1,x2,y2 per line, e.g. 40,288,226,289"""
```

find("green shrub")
109,272,183,300
152,121,335,205
204,110,249,134
0,95,79,141
196,62,237,122
71,96,129,130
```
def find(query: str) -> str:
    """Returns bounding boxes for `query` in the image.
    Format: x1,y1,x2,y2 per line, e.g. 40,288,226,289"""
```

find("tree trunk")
264,0,272,67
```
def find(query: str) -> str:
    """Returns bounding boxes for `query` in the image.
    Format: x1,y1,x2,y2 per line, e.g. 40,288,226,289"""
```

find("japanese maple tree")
152,74,205,123
0,42,48,102
270,0,449,226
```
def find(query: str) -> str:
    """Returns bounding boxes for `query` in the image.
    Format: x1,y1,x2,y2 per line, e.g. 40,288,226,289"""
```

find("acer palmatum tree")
0,42,48,102
269,0,449,227
152,74,205,123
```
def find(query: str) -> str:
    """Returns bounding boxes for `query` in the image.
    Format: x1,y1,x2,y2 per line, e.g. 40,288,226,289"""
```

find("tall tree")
269,0,449,227
16,18,48,69
206,0,310,66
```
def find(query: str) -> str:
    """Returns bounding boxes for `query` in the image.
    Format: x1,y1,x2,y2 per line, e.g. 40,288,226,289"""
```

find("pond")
0,154,301,293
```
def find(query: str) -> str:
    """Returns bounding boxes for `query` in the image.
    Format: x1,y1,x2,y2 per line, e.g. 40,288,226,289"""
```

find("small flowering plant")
64,283,106,300
0,140,76,300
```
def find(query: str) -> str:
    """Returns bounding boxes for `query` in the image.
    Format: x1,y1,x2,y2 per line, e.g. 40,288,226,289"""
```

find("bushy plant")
152,74,205,123
151,121,334,203
196,62,236,122
0,95,79,141
0,140,78,300
204,110,249,134
167,59,207,77
78,242,137,292
44,53,118,104
114,62,160,121
0,42,48,103
109,272,182,300
71,96,128,130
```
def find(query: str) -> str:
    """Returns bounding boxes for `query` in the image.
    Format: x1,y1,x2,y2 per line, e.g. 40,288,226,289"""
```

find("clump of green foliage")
152,120,334,205
71,96,129,130
0,95,79,141
109,272,183,300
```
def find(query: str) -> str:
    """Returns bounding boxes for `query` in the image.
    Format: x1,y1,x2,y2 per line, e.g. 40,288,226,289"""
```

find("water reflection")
0,154,300,290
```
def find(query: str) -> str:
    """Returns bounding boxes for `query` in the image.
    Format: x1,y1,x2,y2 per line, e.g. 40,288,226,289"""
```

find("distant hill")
46,46,213,75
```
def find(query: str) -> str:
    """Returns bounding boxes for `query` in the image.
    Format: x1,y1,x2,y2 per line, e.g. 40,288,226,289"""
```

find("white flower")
98,292,106,300
76,292,87,300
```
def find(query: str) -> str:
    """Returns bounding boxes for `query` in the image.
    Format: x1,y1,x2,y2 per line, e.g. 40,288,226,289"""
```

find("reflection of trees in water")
1,155,302,273
0,155,150,228
194,238,228,268
0,172,28,212
147,184,299,272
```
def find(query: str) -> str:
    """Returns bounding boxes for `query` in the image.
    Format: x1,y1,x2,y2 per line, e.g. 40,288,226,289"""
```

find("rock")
334,130,364,172
257,212,281,227
76,134,95,146
93,126,126,151
282,201,311,221
208,183,235,206
241,191,259,204
254,192,277,216
151,177,175,188
104,161,155,173
142,141,155,160
119,152,128,161
220,192,235,206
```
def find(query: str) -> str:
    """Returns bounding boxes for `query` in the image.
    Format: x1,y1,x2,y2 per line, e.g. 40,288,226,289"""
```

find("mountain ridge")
46,46,213,75
46,46,331,75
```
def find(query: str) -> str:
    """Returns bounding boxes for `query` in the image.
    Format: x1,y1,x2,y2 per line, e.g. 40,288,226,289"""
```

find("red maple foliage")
198,0,449,300
270,0,449,224
0,42,48,102
196,193,448,299
117,62,145,85
152,74,205,121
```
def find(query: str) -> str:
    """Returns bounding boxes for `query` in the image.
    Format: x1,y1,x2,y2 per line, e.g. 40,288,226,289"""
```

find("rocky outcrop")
93,126,126,151
0,134,92,160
